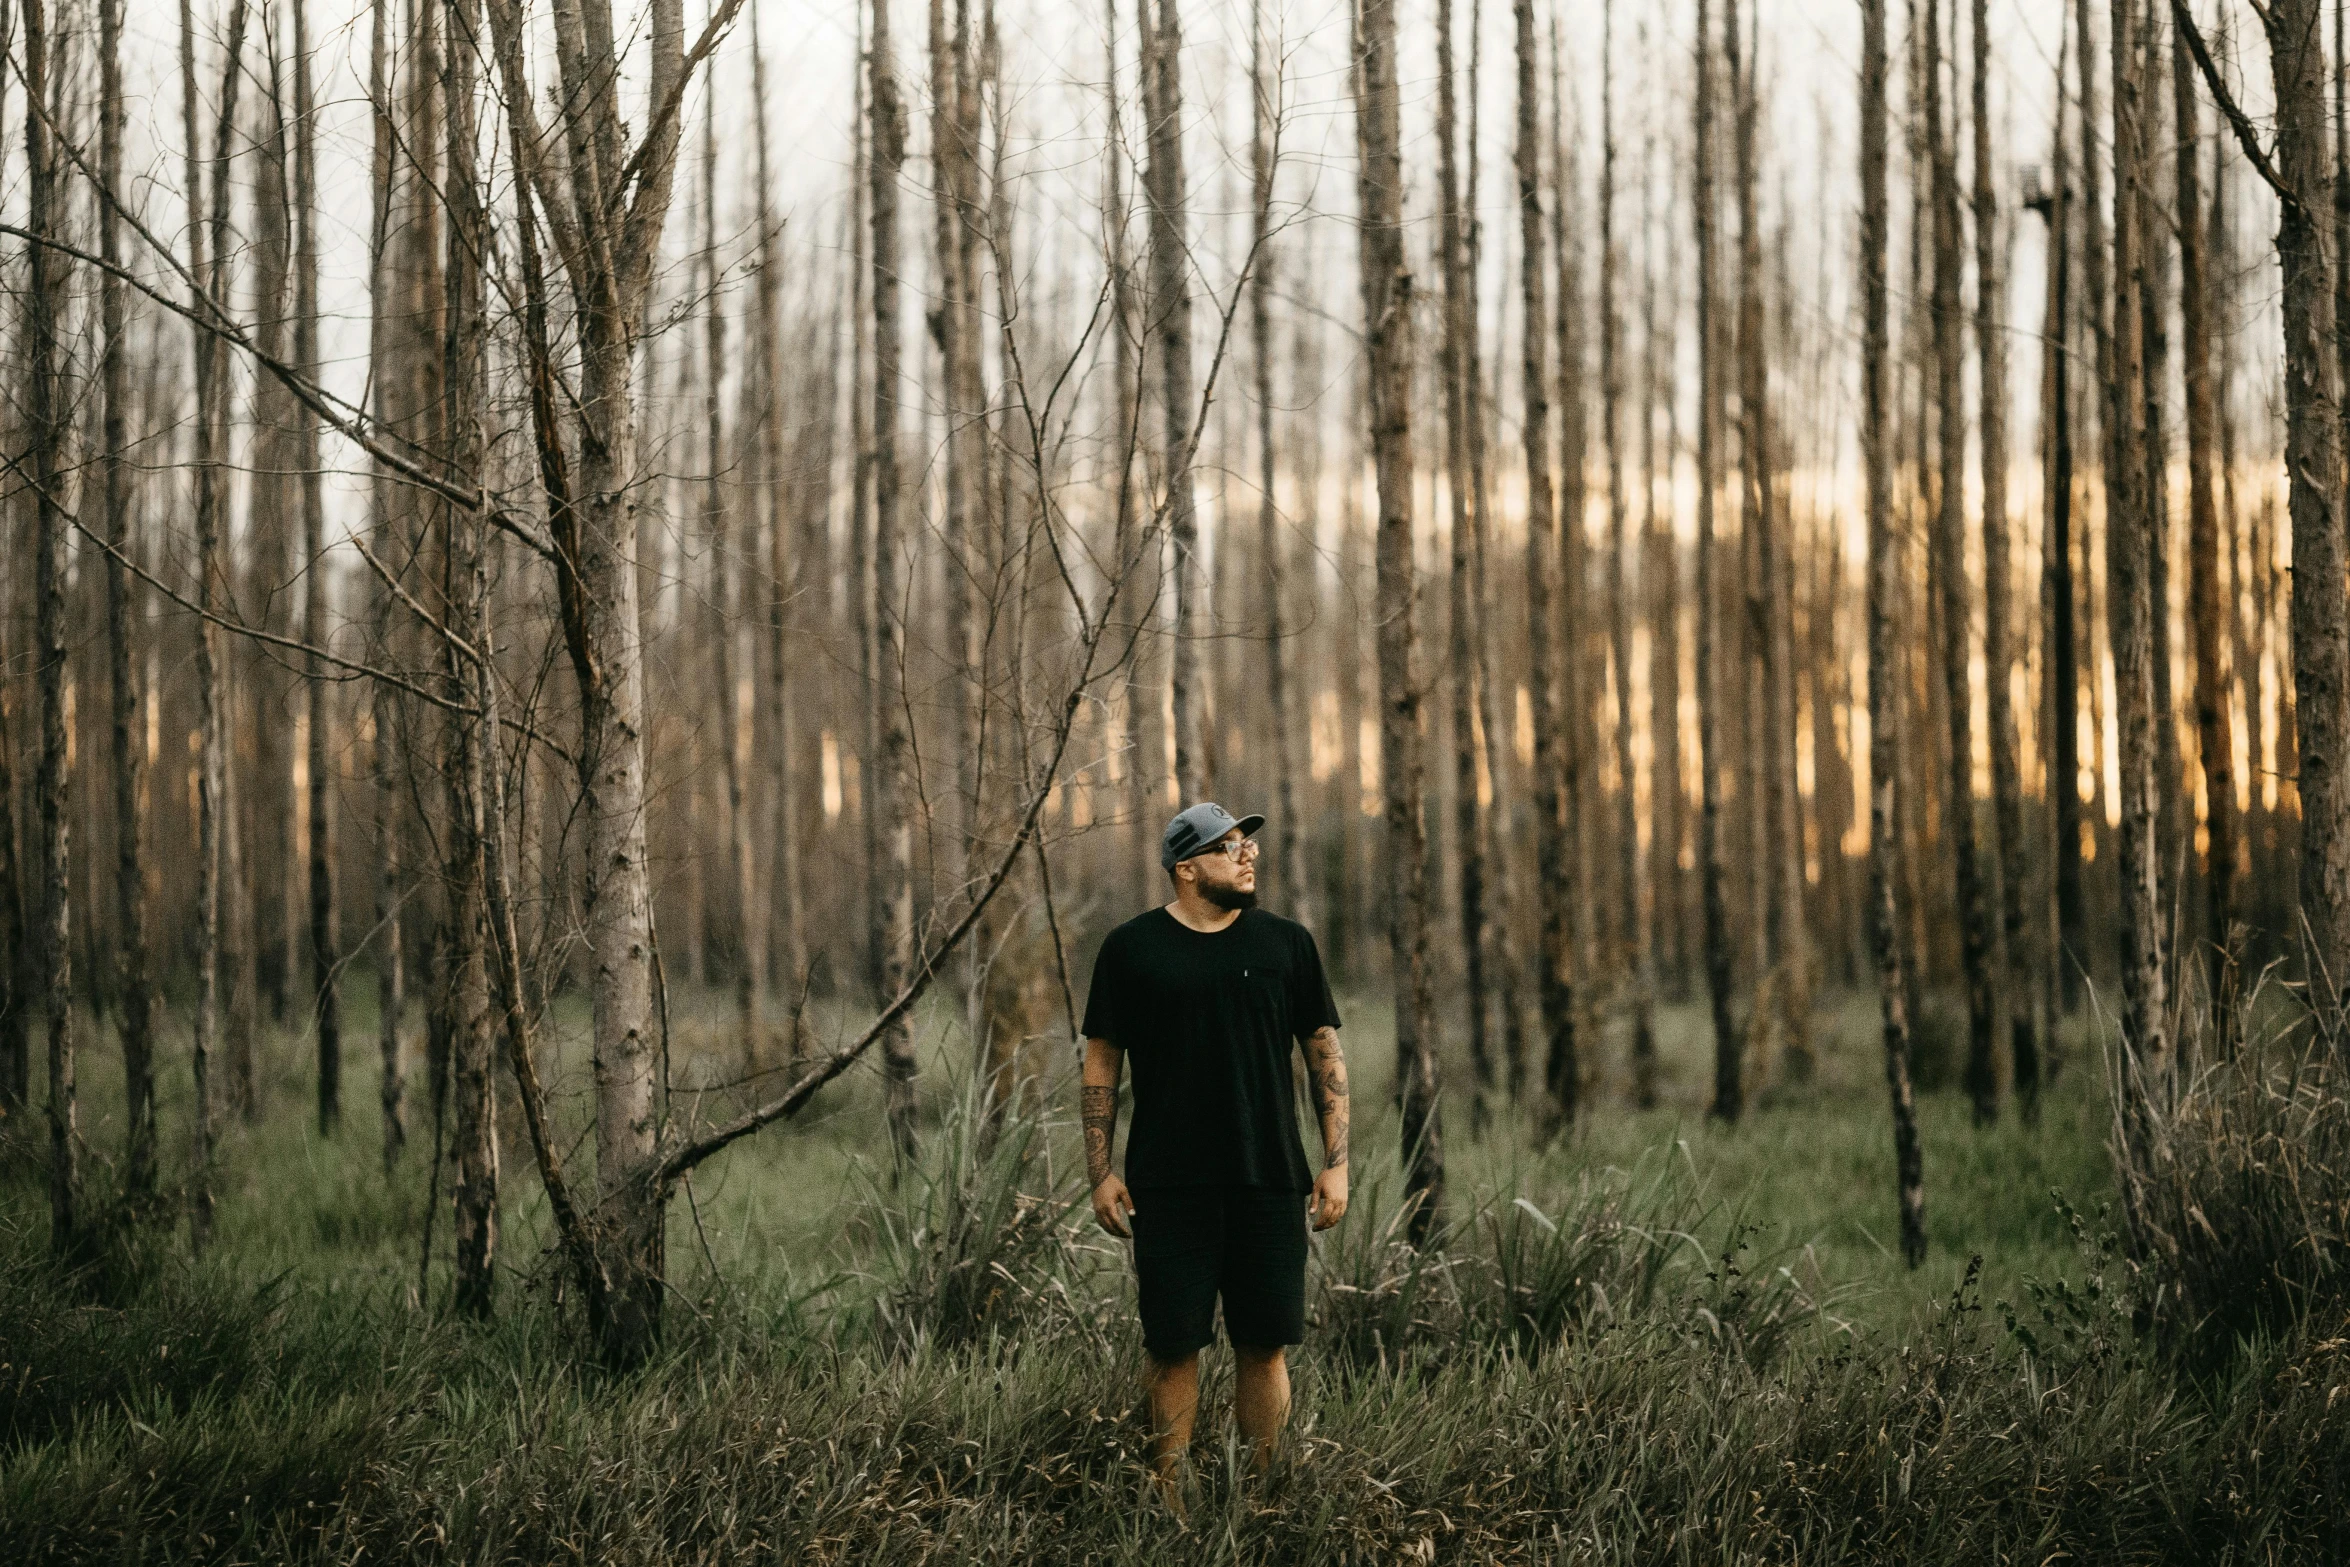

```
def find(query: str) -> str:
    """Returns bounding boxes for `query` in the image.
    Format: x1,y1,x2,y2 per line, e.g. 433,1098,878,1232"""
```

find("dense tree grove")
0,0,2341,1363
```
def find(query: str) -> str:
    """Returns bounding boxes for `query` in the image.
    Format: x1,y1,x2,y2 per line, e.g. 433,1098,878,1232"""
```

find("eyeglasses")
1199,837,1260,863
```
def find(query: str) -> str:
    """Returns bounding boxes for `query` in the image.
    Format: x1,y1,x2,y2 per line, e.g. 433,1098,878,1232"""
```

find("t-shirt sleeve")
1080,929,1124,1043
1289,925,1342,1038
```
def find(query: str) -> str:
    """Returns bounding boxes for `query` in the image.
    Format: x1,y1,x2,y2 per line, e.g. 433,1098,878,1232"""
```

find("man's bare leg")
1234,1345,1290,1471
1144,1351,1200,1505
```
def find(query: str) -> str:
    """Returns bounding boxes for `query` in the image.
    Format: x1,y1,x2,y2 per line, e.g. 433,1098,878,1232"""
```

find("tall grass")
6,991,2348,1562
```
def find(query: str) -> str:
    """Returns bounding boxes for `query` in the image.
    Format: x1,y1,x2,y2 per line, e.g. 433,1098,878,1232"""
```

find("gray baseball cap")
1160,801,1266,870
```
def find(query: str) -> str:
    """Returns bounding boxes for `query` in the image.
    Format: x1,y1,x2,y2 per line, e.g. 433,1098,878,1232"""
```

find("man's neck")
1165,891,1244,933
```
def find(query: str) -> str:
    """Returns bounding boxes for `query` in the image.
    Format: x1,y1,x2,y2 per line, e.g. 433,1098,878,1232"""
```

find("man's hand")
1092,1173,1136,1238
1309,1163,1348,1231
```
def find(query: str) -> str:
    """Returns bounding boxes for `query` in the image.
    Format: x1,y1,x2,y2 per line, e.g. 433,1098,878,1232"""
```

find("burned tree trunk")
1862,0,1926,1266
1355,0,1442,1235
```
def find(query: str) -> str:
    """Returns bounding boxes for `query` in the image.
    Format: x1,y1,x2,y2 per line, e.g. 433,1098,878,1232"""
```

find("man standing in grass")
1081,802,1352,1497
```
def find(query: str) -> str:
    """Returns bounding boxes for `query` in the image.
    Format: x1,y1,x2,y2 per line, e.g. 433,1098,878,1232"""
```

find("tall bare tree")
181,0,251,1247
2107,0,2169,1087
1693,0,1739,1121
2173,4,2232,1026
749,10,808,1014
1144,0,1204,800
290,0,342,1135
480,0,735,1364
1249,0,1305,930
866,0,922,1165
23,0,77,1254
1600,0,1658,1100
1436,0,1497,1120
99,0,157,1195
1354,0,1441,1234
1863,0,1926,1266
442,0,497,1317
1928,0,2004,1122
704,88,762,1065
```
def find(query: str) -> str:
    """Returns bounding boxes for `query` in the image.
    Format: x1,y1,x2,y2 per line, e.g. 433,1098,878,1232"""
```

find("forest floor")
2,976,2344,1563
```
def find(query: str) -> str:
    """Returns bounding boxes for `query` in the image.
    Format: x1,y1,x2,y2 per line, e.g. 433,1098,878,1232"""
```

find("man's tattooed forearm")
1082,1084,1117,1184
1304,1027,1350,1169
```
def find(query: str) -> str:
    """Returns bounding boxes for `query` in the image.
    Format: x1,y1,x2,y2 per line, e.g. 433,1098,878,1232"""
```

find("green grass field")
3,978,2343,1563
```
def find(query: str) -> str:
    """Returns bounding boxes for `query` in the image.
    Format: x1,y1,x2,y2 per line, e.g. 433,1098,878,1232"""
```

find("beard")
1202,882,1259,912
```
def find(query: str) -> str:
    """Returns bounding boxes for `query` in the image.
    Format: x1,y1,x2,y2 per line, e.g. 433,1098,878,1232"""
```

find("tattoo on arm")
1304,1026,1350,1170
1082,1084,1117,1186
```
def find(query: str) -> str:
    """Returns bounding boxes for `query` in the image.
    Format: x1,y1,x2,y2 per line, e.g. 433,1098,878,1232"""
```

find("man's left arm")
1303,1025,1349,1230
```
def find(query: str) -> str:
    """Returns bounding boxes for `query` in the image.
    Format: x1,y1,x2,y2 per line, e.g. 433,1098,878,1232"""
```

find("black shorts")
1129,1185,1309,1360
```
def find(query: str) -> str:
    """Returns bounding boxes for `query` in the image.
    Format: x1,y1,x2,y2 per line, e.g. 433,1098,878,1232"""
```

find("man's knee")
1233,1344,1286,1374
1146,1350,1201,1387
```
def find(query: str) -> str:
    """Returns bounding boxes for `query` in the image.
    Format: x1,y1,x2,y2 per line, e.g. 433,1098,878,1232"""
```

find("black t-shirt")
1081,907,1342,1193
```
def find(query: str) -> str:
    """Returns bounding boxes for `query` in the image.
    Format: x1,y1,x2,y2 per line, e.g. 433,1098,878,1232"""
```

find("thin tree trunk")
750,10,807,1019
2029,11,2076,1098
1929,0,2004,1123
2107,0,2170,1089
1972,0,2025,1111
1601,0,1658,1103
2174,8,2232,1035
1249,0,1305,934
1863,0,1926,1267
1693,0,1739,1121
442,0,497,1318
1145,0,1204,800
98,0,156,1197
182,0,249,1248
871,0,921,1163
2264,0,2350,1005
366,0,408,1170
1355,0,1441,1236
1535,13,1582,1124
704,92,763,1067
1435,0,1495,1123
287,0,342,1136
22,0,77,1255
1645,137,1686,1010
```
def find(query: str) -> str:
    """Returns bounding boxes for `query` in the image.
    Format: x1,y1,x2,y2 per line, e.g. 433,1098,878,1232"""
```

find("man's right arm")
1082,1036,1134,1237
